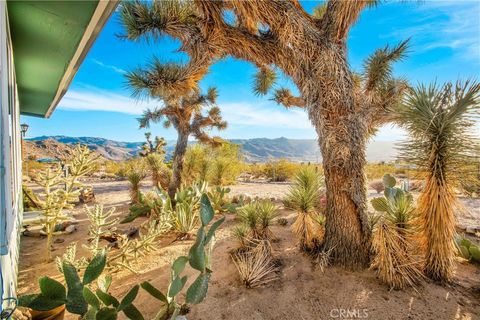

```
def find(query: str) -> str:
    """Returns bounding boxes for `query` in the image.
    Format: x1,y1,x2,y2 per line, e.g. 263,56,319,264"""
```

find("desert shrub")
23,160,49,178
182,142,243,186
231,240,279,288
365,163,396,180
183,144,208,184
209,142,243,185
277,217,288,226
285,166,325,251
244,162,266,180
263,159,301,182
369,180,385,193
370,174,423,289
408,179,424,192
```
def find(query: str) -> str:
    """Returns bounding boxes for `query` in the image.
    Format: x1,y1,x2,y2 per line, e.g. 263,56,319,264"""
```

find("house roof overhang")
7,0,118,118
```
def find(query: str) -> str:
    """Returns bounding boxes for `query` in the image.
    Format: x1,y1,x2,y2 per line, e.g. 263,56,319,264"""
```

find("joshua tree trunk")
168,130,189,199
301,51,372,268
319,132,371,268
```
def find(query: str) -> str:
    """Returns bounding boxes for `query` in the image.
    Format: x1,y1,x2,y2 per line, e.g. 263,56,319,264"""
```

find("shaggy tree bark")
169,130,189,199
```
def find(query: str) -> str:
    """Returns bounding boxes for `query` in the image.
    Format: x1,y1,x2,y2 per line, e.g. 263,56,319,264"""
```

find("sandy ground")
18,179,480,320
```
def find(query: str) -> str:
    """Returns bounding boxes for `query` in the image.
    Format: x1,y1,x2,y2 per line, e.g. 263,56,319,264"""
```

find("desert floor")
18,179,480,320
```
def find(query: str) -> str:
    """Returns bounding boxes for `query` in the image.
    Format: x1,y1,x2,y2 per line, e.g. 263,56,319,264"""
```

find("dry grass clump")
231,240,279,288
371,221,424,289
369,179,385,193
370,174,424,289
292,212,324,252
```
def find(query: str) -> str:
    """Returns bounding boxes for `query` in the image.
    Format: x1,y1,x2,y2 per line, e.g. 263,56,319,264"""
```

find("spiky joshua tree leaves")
126,59,227,200
395,81,480,282
120,0,412,268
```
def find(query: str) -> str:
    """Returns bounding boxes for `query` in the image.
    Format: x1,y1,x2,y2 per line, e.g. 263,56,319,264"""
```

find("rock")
466,227,476,234
22,229,43,237
65,225,77,234
54,238,65,244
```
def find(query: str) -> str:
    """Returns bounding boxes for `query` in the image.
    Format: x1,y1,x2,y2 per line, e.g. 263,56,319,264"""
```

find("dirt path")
17,179,480,320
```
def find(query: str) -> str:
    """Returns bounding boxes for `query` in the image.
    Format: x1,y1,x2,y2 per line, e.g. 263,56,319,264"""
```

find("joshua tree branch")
322,0,374,41
273,88,306,109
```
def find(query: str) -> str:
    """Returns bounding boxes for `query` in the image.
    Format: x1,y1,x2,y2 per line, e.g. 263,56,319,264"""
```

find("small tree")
395,81,480,282
34,145,98,261
139,132,171,189
127,61,227,199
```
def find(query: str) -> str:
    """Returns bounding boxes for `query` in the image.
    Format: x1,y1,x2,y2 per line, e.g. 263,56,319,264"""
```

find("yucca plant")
394,81,480,282
257,200,278,240
285,167,325,252
171,202,198,238
232,224,250,248
237,203,260,239
126,160,147,204
370,174,423,289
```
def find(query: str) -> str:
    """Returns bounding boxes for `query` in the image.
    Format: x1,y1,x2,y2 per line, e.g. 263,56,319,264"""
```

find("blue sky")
22,0,480,142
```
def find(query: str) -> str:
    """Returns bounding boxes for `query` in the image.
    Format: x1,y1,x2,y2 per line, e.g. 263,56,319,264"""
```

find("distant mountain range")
27,135,398,163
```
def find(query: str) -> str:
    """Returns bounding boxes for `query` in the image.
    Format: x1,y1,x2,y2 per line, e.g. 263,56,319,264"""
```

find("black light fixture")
20,123,29,138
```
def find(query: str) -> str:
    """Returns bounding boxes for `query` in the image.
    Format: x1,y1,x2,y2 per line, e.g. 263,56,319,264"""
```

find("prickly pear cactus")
469,245,480,262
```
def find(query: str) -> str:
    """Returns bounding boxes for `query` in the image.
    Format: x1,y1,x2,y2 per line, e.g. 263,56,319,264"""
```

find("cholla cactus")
35,145,99,261
83,205,119,256
109,220,170,273
55,242,87,273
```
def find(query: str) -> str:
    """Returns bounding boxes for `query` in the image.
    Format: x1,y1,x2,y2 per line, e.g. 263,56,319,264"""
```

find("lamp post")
20,123,29,176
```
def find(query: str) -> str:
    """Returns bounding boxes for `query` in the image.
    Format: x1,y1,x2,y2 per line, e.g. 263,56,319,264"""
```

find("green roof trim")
7,1,118,118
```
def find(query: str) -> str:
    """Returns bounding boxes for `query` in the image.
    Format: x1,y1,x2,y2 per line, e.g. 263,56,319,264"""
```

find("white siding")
0,0,22,312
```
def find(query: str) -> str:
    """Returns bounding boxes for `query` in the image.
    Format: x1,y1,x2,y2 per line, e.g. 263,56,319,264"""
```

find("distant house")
0,0,117,312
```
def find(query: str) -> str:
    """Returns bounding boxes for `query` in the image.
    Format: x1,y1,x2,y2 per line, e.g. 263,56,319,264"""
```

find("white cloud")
58,86,313,129
91,59,127,74
220,102,313,130
57,87,414,142
388,1,480,63
58,88,157,114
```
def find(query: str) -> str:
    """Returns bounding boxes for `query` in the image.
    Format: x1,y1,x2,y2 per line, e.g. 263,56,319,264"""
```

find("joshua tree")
121,0,410,267
394,81,480,282
140,132,170,189
127,61,227,200
140,132,167,157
